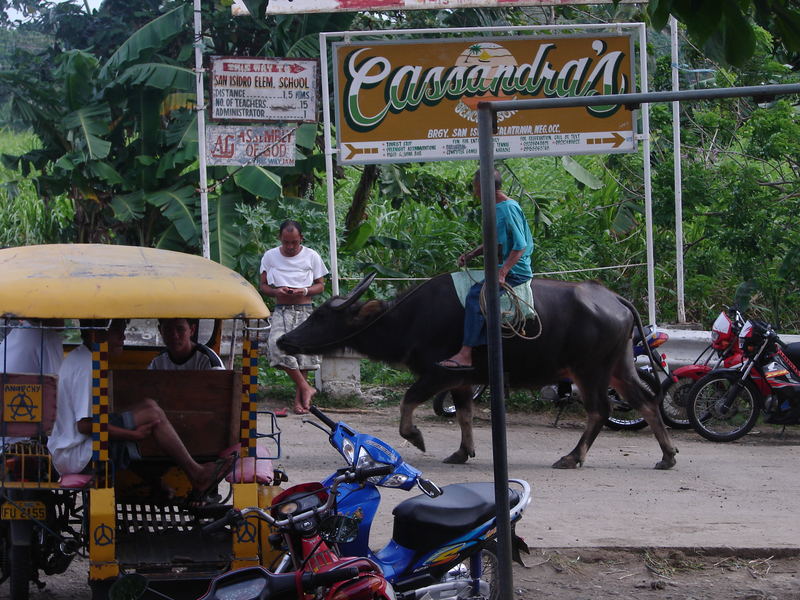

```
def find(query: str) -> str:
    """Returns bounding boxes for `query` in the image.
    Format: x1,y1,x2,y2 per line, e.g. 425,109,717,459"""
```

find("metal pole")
193,0,211,260
478,104,513,600
320,33,340,295
487,83,800,112
670,16,686,323
639,24,657,326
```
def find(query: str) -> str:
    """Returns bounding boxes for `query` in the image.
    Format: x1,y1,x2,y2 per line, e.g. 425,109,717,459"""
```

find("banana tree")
1,1,352,274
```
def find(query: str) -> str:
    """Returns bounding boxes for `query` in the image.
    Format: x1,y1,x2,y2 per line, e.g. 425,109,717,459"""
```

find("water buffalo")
278,273,677,470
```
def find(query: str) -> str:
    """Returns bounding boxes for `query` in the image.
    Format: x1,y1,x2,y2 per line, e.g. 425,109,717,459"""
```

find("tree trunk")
345,165,378,234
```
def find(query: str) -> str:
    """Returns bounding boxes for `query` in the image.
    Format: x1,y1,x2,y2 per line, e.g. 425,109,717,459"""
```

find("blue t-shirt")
495,198,534,279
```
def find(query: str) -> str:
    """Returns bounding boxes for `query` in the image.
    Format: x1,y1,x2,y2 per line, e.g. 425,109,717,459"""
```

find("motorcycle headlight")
380,473,409,487
341,438,355,465
356,447,392,483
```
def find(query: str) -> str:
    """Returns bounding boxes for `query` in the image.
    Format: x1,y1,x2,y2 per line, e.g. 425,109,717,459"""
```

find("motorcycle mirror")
319,514,360,544
417,478,443,498
109,574,149,600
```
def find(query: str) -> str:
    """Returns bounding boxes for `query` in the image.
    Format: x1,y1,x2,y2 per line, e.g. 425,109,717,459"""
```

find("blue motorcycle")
304,405,531,600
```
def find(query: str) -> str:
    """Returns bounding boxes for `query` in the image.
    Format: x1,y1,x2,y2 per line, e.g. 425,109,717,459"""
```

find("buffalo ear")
330,272,377,311
355,300,384,323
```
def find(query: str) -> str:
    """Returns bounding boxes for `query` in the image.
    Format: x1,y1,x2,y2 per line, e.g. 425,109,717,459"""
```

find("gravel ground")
18,400,800,599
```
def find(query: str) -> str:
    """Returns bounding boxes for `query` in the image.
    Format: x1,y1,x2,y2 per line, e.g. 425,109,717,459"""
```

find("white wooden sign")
267,0,640,14
211,57,318,123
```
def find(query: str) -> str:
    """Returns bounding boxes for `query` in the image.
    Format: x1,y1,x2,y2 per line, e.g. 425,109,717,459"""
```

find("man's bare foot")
299,385,316,412
192,454,235,495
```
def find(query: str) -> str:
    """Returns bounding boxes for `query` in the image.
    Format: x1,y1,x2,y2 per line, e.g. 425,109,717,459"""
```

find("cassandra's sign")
333,34,636,164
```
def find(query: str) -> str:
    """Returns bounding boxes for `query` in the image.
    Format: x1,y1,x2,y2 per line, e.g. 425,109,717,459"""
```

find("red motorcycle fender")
671,364,711,380
316,557,392,600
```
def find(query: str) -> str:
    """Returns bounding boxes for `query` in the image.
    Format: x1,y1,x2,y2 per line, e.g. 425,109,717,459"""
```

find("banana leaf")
100,5,191,80
61,104,112,160
146,185,200,245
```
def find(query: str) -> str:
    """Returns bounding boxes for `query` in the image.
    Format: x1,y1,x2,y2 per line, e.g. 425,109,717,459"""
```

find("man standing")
438,168,534,371
259,220,329,414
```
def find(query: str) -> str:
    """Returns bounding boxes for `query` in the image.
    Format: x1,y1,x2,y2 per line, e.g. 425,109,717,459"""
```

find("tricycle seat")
59,473,93,488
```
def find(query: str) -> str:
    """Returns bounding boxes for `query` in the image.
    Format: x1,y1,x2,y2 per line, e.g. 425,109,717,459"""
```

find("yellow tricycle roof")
0,244,269,319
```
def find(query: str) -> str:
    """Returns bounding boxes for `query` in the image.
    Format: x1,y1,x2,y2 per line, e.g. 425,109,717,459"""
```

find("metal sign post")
193,0,211,259
477,104,514,600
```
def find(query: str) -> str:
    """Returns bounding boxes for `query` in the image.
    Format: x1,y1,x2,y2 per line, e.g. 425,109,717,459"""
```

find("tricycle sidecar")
1,244,281,599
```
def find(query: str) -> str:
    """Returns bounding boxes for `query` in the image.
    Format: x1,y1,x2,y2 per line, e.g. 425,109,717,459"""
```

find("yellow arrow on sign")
586,132,625,148
344,143,380,160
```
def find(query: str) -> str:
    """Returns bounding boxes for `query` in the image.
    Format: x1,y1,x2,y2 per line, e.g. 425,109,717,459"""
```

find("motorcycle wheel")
432,385,486,417
659,376,695,429
9,543,31,600
604,368,653,431
447,541,499,600
687,371,761,442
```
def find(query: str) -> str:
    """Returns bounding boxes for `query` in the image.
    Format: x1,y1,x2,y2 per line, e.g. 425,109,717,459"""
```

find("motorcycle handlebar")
352,465,393,481
310,405,337,431
233,470,355,531
305,567,360,589
202,508,242,535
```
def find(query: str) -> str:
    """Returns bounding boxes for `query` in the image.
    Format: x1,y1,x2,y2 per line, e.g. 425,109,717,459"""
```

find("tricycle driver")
47,319,232,496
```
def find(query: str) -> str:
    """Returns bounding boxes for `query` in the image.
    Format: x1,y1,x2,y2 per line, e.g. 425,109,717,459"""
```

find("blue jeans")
462,273,531,347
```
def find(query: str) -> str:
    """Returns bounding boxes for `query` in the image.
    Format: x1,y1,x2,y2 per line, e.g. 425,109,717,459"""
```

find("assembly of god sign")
205,124,297,167
333,34,637,164
211,57,318,123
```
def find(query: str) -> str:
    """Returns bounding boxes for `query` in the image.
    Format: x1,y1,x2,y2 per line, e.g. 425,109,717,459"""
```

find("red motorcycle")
686,319,800,442
659,307,745,428
109,466,396,600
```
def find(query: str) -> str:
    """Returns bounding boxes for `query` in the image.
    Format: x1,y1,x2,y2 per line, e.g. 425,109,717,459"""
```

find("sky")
5,0,103,23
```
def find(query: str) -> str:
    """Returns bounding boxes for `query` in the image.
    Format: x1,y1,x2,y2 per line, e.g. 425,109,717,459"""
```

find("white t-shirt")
148,344,223,371
260,246,329,288
47,345,93,475
1,321,64,446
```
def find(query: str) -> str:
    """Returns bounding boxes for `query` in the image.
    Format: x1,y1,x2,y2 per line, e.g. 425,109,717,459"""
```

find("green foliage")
0,129,73,246
647,0,800,67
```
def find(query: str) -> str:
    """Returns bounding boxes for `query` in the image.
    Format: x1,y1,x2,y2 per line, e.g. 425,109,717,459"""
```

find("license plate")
1,501,46,520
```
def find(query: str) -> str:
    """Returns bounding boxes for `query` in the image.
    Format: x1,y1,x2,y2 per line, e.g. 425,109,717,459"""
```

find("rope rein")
464,268,543,341
478,280,543,341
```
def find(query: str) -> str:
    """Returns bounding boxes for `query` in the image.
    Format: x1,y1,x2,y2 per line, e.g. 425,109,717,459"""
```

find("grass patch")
642,550,705,579
533,550,584,574
713,555,774,578
360,360,414,386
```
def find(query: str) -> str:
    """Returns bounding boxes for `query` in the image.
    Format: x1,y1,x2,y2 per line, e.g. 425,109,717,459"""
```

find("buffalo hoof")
654,454,677,470
401,427,426,453
443,448,474,464
552,455,582,469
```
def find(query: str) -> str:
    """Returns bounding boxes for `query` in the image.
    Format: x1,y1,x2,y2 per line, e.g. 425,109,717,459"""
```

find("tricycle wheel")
90,578,114,600
9,543,31,600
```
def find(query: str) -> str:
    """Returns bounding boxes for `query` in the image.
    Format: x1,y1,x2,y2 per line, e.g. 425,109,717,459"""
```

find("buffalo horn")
330,272,376,311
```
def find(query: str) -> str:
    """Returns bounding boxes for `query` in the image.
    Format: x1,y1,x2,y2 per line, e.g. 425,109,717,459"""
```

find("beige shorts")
267,305,321,371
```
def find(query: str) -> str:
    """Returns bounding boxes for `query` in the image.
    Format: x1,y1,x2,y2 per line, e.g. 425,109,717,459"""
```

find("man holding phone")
259,220,329,414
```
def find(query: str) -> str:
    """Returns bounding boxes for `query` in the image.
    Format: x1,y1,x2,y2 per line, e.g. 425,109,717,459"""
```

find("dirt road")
24,402,800,599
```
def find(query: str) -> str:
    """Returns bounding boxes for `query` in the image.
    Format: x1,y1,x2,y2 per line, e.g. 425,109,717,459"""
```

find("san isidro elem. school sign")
333,35,637,164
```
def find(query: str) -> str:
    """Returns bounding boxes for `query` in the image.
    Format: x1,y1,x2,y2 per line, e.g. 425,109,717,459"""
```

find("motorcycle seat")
391,482,520,553
781,342,800,369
